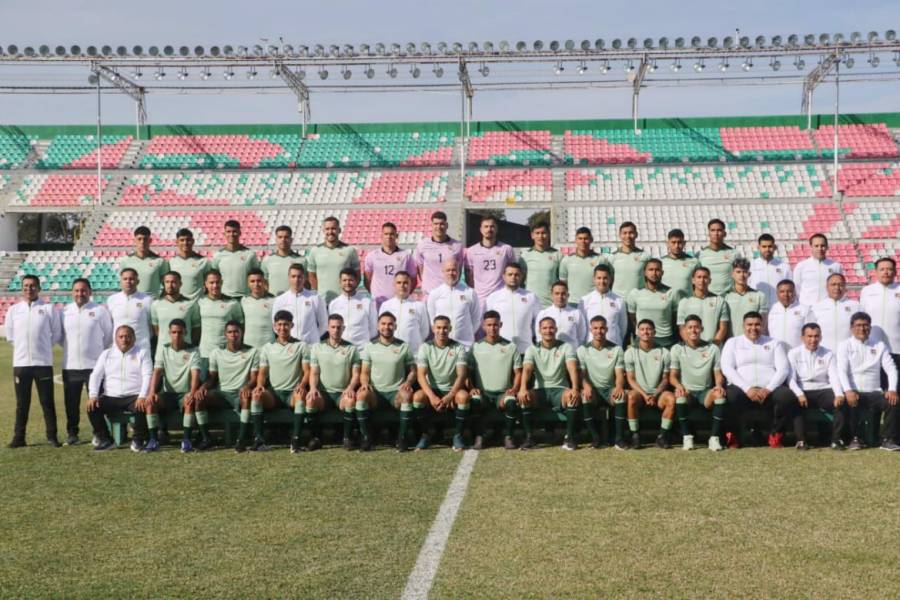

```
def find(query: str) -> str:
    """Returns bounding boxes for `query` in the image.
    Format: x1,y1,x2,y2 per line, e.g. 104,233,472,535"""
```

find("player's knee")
455,390,469,406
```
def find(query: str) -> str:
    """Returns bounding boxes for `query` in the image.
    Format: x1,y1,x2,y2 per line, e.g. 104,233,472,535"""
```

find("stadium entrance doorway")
465,208,550,248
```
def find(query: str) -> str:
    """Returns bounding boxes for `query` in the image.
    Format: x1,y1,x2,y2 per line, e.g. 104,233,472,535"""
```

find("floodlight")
200,67,211,80
643,38,654,49
484,41,494,53
690,36,701,49
282,45,295,56
612,39,623,49
407,42,418,55
718,60,729,72
314,44,325,57
756,36,766,47
850,32,862,43
268,45,279,56
627,38,637,49
868,53,880,67
375,43,386,56
769,57,781,71
342,66,351,80
163,45,174,56
69,45,82,56
422,42,433,54
554,61,564,74
708,37,718,48
295,68,306,80
886,30,897,42
868,31,879,42
844,56,855,68
387,64,397,78
223,68,234,80
741,59,753,71
253,45,264,56
223,45,234,56
834,33,845,44
693,59,705,72
365,65,375,78
154,68,165,80
391,43,401,55
739,37,750,48
658,37,669,49
88,74,99,85
246,67,257,79
24,47,35,57
549,40,560,51
594,39,605,50
648,60,658,72
132,67,142,78
564,40,575,51
803,35,815,46
437,42,448,54
894,50,900,66
771,36,782,47
625,60,635,73
793,56,805,69
318,66,329,79
533,41,544,51
194,46,204,57
57,46,68,56
269,66,280,78
452,42,463,53
599,59,610,73
468,42,479,53
499,40,510,53
674,37,685,48
39,45,52,57
819,33,831,45
179,46,189,56
515,41,527,52
671,59,682,72
580,40,591,51
177,67,188,80
787,35,799,46
5,45,17,56
149,46,160,56
432,64,443,77
359,44,370,56
410,65,421,78
478,63,489,76
210,46,221,57
723,36,734,48
576,61,587,74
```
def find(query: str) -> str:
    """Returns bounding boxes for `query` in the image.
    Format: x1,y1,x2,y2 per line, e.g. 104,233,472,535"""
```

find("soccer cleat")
655,433,672,450
472,435,484,451
180,439,194,453
234,439,248,454
130,440,144,453
142,439,160,453
65,435,80,446
157,429,170,446
290,437,302,454
91,435,100,448
306,437,323,452
830,440,845,451
614,439,629,451
93,439,115,452
360,436,374,453
725,431,739,449
452,434,466,452
630,432,641,450
561,436,577,451
46,438,62,448
847,437,863,451
250,438,271,452
396,436,409,453
194,438,214,452
795,441,809,451
415,434,430,451
520,436,537,451
708,436,724,452
880,439,900,452
767,432,784,448
503,435,517,450
590,439,604,450
343,437,354,452
682,434,695,451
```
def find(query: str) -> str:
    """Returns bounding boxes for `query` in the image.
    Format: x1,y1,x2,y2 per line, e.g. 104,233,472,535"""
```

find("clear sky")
0,0,898,125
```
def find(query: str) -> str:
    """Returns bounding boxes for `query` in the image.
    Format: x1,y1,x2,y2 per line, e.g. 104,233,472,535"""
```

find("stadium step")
100,174,127,206
0,252,27,291
75,209,111,250
121,139,147,168
20,140,48,169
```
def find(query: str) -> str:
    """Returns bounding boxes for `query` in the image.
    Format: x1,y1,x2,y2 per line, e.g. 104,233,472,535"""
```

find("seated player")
624,320,676,449
536,281,587,350
669,315,727,452
86,325,153,452
787,323,846,451
256,310,311,454
329,268,377,350
518,317,580,451
468,311,523,450
578,316,626,449
358,312,417,452
307,314,361,451
414,316,470,451
676,266,729,346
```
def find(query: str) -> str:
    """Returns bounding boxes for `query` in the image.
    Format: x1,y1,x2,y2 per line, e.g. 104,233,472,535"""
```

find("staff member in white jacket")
486,263,541,354
380,271,430,355
426,258,481,348
328,268,378,351
536,281,587,350
859,257,900,391
809,273,861,352
787,323,845,450
272,263,327,346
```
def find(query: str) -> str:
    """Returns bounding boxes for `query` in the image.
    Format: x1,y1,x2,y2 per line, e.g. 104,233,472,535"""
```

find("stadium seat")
38,135,132,169
297,131,455,167
0,131,37,168
467,130,553,166
719,126,818,161
465,169,552,203
814,124,899,159
9,174,110,206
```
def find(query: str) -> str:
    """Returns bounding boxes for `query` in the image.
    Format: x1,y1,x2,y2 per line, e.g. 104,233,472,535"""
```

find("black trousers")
795,389,845,444
87,395,147,444
726,384,798,437
12,366,57,441
882,354,900,393
62,369,92,437
848,392,898,443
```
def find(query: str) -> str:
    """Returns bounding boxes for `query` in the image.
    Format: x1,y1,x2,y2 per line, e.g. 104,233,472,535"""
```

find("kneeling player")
669,315,726,451
578,315,625,449
624,320,676,449
307,314,361,451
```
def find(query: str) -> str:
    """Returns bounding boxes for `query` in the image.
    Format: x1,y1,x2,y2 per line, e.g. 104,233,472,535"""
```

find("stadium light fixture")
690,36,701,49
594,39,605,50
391,43,402,56
179,46,189,57
211,46,222,57
648,59,658,72
658,37,669,49
771,36,782,47
23,47,35,57
553,61,564,75
670,59,682,72
612,39,622,50
246,67,258,80
253,44,264,57
643,38,654,50
886,30,897,42
270,66,281,79
148,46,160,57
625,60,635,73
38,45,50,57
177,67,188,80
580,40,591,52
452,42,463,53
60,46,71,57
564,40,575,51
741,59,753,71
154,67,165,80
549,40,560,52
769,57,781,71
432,64,443,78
600,59,610,73
297,45,309,57
314,44,325,57
803,35,815,47
894,51,900,66
194,46,204,57
576,61,587,74
132,45,143,56
478,63,489,77
132,67,143,79
223,67,234,80
674,37,685,49
850,31,862,44
365,65,375,79
102,45,114,57
793,56,805,70
755,36,767,48
787,35,799,47
200,67,211,80
718,59,729,72
693,59,705,72
868,31,879,42
868,53,880,67
468,42,479,53
408,42,419,55
163,45,174,56
422,42,433,55
282,44,295,57
342,66,352,80
410,64,421,78
359,44,370,56
626,38,637,49
844,56,855,69
295,67,306,80
500,40,511,53
515,41,527,52
484,41,494,53
87,74,99,85
533,40,544,51
375,43,385,56
819,33,831,45
318,66,329,79
223,45,234,57
387,64,398,78
707,37,718,49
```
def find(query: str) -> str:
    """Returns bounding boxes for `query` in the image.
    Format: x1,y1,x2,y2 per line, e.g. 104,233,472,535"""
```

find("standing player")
536,281,587,349
520,221,562,307
810,273,861,352
380,271,430,355
197,270,243,360
627,258,684,348
559,226,608,304
609,221,650,298
793,233,843,308
272,263,327,346
859,257,899,388
767,280,810,350
660,229,699,297
4,275,62,448
151,271,200,345
578,316,626,449
723,258,769,336
240,269,275,349
261,225,305,296
676,266,729,346
106,268,153,353
212,219,260,298
307,315,361,451
364,222,417,308
329,269,378,350
699,218,740,296
465,214,517,303
119,226,169,298
426,259,481,348
749,234,792,309
624,320,676,449
169,228,211,300
414,211,465,296
486,263,541,355
579,265,627,347
306,216,361,306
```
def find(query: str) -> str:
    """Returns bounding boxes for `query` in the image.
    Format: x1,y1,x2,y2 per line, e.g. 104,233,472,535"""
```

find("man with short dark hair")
793,233,843,308
380,271,430,355
625,320,676,449
107,268,153,353
578,315,626,449
150,271,200,345
120,226,169,298
559,226,609,304
240,268,275,349
627,258,684,348
169,228,211,300
536,281,587,349
364,221,417,308
699,218,740,296
660,228,699,297
211,219,260,298
723,258,768,336
859,257,899,391
676,266,729,346
520,221,562,307
329,268,378,350
486,263,541,355
306,216,361,305
272,263,327,345
810,273,861,352
465,214,517,303
414,210,464,296
610,221,650,298
749,233,792,309
261,225,305,296
767,280,810,350
578,264,627,347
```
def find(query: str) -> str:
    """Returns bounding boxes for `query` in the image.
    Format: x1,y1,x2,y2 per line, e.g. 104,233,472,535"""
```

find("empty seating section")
9,174,110,206
467,131,553,165
814,124,898,159
566,164,830,201
565,128,723,164
118,171,448,206
297,131,454,167
719,126,817,160
833,162,900,196
465,169,552,203
0,132,35,168
843,201,900,239
139,134,303,169
275,209,433,246
38,135,132,169
9,250,122,292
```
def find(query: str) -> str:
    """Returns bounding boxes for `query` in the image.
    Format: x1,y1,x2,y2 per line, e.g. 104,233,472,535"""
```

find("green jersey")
520,247,562,307
577,341,625,390
209,345,259,391
361,338,414,392
197,296,243,358
211,246,259,298
626,285,683,341
310,340,360,393
168,254,211,300
259,339,309,391
240,294,275,349
698,245,739,296
723,288,768,335
150,296,199,344
669,342,720,392
416,340,468,391
610,248,649,297
119,253,169,298
661,254,700,297
624,345,670,392
306,242,361,305
523,340,577,389
559,252,609,303
469,338,522,393
676,294,729,343
154,343,201,394
261,251,306,296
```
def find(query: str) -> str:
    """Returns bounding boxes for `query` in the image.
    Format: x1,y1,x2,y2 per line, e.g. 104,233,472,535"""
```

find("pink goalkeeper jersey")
465,242,517,302
364,248,418,307
414,237,465,295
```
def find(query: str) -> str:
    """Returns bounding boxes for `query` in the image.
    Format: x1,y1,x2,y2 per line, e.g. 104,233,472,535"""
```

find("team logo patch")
89,311,95,317
871,348,877,355
459,295,466,301
391,347,401,354
775,267,783,274
817,358,824,365
137,303,143,309
37,308,45,315
844,306,851,312
520,297,528,303
609,301,616,308
304,300,311,306
220,304,226,309
895,293,900,299
264,303,270,309
763,345,770,351
408,308,415,315
449,350,456,357
554,351,560,358
182,353,190,362
709,302,715,308
660,294,667,300
568,316,574,322
724,254,732,261
793,311,801,316
607,352,614,359
701,352,709,359
356,303,362,310
240,352,247,358
131,355,138,362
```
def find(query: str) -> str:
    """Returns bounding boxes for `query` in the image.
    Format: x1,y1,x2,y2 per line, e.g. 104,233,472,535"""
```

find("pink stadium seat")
464,170,553,203
563,131,652,164
813,124,898,159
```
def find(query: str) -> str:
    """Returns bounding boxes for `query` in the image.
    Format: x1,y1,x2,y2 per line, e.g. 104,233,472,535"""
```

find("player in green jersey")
169,228,211,300
578,315,626,449
676,266,729,346
261,225,306,296
119,226,169,298
698,218,740,296
660,229,699,296
241,269,276,348
196,269,244,359
624,319,676,449
559,226,609,304
307,216,361,306
151,271,200,346
520,222,562,307
307,314,361,451
723,258,769,336
609,221,650,298
626,258,684,348
211,219,260,298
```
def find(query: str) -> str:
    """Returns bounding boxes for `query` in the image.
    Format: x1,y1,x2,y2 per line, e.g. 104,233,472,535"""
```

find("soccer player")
169,228,211,300
211,219,260,298
660,228,699,297
468,310,523,450
379,271,430,355
306,216,361,306
307,314,362,451
151,271,200,345
414,316,470,451
578,315,626,449
610,221,650,298
257,310,311,454
787,323,846,450
836,313,899,451
272,263,328,345
60,278,112,445
261,225,305,296
146,319,203,452
536,281,587,349
624,320,676,449
358,312,417,451
364,221,417,308
86,325,153,452
810,273,861,352
426,258,481,347
520,221,562,307
240,269,275,349
519,317,580,450
767,280,810,350
197,269,243,360
749,234,792,309
698,218,740,296
627,258,684,348
669,315,727,451
793,233,843,308
721,311,797,449
723,258,769,336
414,210,465,296
486,263,541,354
579,264,627,347
106,267,153,353
559,226,609,304
465,214,517,303
329,268,378,350
119,226,169,298
4,275,62,448
859,257,899,389
676,266,729,346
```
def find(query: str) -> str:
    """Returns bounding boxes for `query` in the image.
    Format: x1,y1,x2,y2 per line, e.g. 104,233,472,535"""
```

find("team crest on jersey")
701,352,709,359
724,254,732,261
459,295,466,301
264,303,270,309
220,304,226,309
844,306,851,312
391,347,401,354
240,352,247,358
660,293,667,300
288,346,295,354
554,351,560,358
763,345,771,351
37,308,45,315
708,302,715,308
817,358,824,365
182,353,190,361
607,352,614,359
870,348,877,355
895,293,900,299
305,300,311,306
240,256,246,261
609,301,616,308
408,308,415,315
448,350,456,357
130,355,138,362
356,303,363,310
775,267,783,274
567,316,574,322
137,303,143,308
89,311,95,317
339,347,349,356
520,297,528,303
793,310,801,316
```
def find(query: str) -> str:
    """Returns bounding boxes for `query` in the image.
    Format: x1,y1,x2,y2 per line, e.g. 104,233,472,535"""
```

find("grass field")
2,343,900,598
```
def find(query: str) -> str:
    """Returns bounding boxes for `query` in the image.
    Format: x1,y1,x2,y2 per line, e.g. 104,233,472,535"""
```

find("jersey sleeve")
669,345,682,372
249,348,260,372
402,344,415,367
711,345,722,370
230,300,244,324
309,345,320,369
363,251,374,275
189,349,202,371
614,347,625,371
150,302,159,326
624,348,636,372
306,248,318,273
660,348,671,371
676,298,688,325
558,257,569,281
564,343,577,363
523,346,536,366
350,346,362,368
513,351,523,370
416,344,429,368
454,346,469,367
258,345,270,368
625,289,637,313
208,351,219,374
758,291,770,313
153,344,165,369
360,344,371,365
576,346,587,370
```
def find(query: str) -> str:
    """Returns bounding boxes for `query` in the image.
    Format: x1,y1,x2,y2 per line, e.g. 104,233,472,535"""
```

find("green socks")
412,402,427,438
342,409,355,440
614,401,627,440
399,404,412,442
250,401,264,440
146,414,159,441
195,410,210,442
454,405,470,437
582,402,600,442
521,404,533,437
565,407,577,439
503,398,517,437
712,398,725,437
305,407,320,438
675,399,690,436
355,401,371,440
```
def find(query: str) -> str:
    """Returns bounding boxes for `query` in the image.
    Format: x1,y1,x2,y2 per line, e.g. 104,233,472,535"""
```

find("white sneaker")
682,435,694,451
708,436,723,452
129,440,143,453
91,435,100,448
